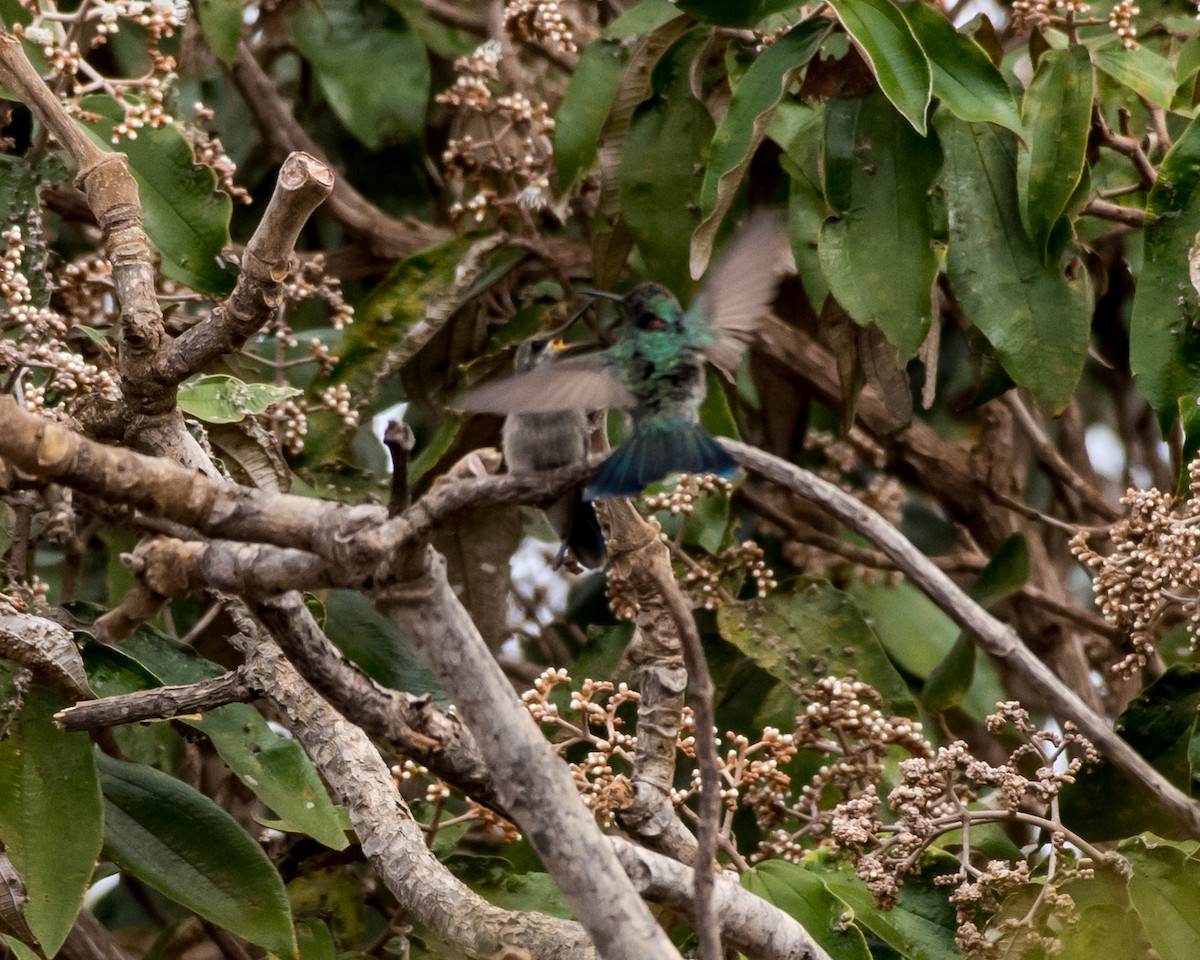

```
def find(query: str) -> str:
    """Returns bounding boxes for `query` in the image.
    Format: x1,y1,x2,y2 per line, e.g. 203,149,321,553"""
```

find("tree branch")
55,669,253,730
723,438,1200,838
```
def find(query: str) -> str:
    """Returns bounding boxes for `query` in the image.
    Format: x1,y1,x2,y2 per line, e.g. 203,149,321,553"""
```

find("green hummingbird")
464,213,793,499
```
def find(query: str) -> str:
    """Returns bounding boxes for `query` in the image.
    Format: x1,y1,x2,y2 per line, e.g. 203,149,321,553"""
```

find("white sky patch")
1084,423,1125,480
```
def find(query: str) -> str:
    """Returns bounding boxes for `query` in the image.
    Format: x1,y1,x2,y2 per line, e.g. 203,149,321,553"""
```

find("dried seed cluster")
1072,460,1200,675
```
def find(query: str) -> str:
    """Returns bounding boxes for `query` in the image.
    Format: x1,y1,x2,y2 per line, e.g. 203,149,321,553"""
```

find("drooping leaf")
0,853,38,955
0,605,92,702
923,534,1028,712
98,752,297,959
114,630,349,850
936,110,1090,411
1123,835,1200,960
826,0,932,134
1130,115,1200,427
742,860,871,960
76,95,237,295
554,0,682,187
716,578,914,715
620,28,714,295
290,0,429,149
900,1,1022,133
196,0,242,66
0,687,102,956
819,91,941,360
692,18,830,277
1017,44,1094,262
178,374,301,424
1090,36,1176,109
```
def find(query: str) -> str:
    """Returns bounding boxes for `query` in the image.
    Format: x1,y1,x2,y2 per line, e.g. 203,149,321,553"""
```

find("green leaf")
819,858,962,960
196,0,242,66
716,578,914,712
1062,666,1200,840
1123,835,1200,960
76,95,236,295
923,535,1028,712
0,688,103,956
692,18,830,276
674,0,803,27
774,102,831,311
554,0,682,187
296,919,337,960
742,860,871,960
1090,37,1176,109
320,590,446,696
819,91,941,360
620,28,714,295
900,1,1021,133
1018,45,1094,262
114,630,349,850
1130,115,1200,425
290,0,429,149
826,0,932,134
98,752,297,958
178,374,301,424
936,110,1090,411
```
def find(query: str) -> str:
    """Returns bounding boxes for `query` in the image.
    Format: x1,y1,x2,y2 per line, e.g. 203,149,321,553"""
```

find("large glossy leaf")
98,752,297,959
178,374,301,424
819,91,941,360
901,1,1021,133
1130,116,1200,426
692,18,830,276
819,858,961,960
1018,45,1094,262
554,0,681,186
1090,37,1176,109
772,102,831,311
290,0,429,149
826,0,932,134
1123,835,1200,960
620,28,713,295
936,111,1090,411
0,687,102,956
76,95,236,295
742,860,871,960
717,578,914,713
116,630,349,850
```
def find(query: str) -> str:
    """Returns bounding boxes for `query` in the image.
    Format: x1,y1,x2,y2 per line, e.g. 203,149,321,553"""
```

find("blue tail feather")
555,491,606,569
585,421,736,499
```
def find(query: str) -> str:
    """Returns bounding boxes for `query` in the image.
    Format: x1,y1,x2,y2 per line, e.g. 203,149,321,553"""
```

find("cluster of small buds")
642,473,734,516
1070,468,1200,675
283,257,354,331
308,339,337,377
56,255,117,326
110,67,176,142
391,758,429,782
318,384,360,430
1108,0,1139,46
505,0,578,54
679,540,777,610
605,562,642,621
187,120,251,205
274,399,309,454
437,41,557,231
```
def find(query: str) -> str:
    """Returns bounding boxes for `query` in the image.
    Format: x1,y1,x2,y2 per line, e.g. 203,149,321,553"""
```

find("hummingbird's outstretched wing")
691,212,795,379
463,354,636,414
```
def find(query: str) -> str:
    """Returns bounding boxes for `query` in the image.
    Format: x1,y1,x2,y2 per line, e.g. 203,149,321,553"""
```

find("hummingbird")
464,213,793,499
499,336,606,569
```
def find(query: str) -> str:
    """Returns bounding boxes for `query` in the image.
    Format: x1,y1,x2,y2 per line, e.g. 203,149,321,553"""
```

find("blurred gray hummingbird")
465,213,793,499
499,336,606,569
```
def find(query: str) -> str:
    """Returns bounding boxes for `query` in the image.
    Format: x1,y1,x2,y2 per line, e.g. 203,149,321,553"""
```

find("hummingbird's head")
620,283,684,333
513,336,569,372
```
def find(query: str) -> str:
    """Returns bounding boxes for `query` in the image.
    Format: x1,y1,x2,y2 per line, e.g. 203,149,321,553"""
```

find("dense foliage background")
7,0,1200,957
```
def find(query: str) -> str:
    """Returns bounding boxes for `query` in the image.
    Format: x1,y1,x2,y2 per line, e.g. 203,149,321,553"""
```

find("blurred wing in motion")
463,355,635,414
691,212,795,379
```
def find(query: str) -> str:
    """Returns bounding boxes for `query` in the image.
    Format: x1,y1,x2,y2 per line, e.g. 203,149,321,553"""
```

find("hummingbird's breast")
624,340,706,421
